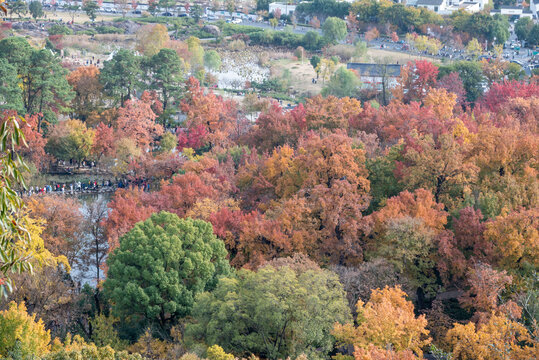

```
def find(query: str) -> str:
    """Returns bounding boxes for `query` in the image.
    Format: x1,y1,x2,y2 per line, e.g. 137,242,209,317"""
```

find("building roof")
416,0,444,5
524,9,533,13
500,5,523,9
347,63,402,77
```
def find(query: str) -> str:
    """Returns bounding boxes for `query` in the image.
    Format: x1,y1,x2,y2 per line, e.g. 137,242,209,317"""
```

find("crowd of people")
20,178,152,197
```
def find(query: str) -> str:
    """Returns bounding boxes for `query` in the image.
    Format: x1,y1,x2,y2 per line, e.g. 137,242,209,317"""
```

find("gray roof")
500,5,522,9
416,0,443,5
347,63,402,77
524,9,533,13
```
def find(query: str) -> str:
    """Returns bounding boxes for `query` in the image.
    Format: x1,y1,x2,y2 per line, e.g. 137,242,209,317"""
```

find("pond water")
212,51,270,89
72,192,113,286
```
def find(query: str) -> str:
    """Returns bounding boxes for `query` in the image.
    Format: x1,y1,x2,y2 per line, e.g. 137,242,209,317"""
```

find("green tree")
371,217,439,298
158,132,178,153
83,0,100,22
354,40,367,60
0,59,24,112
515,17,533,42
28,1,43,20
438,61,484,104
90,314,126,349
256,0,270,11
0,38,73,130
203,50,221,71
100,49,141,106
146,48,186,114
48,24,73,35
527,24,539,46
190,4,203,22
24,49,74,129
0,37,33,77
505,62,525,81
380,3,421,33
322,16,347,44
10,0,28,18
489,14,509,45
186,264,351,360
321,66,361,98
104,212,230,336
303,30,323,50
310,54,321,77
366,144,404,213
269,17,278,29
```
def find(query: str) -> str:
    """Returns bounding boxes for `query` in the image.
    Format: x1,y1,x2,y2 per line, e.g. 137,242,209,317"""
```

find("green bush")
48,24,73,35
249,29,325,50
95,26,125,34
219,22,264,36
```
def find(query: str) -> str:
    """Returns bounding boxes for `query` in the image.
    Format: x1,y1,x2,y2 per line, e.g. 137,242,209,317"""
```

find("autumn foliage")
4,35,538,359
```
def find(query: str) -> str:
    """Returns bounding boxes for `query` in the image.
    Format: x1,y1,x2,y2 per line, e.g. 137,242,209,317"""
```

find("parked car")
162,12,173,16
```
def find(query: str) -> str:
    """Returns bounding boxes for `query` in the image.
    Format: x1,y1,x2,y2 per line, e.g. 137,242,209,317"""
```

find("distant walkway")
20,179,152,198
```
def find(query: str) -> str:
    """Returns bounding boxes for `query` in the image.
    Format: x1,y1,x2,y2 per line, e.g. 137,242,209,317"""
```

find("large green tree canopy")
0,37,74,128
322,16,348,44
104,212,231,337
99,49,141,106
186,262,352,360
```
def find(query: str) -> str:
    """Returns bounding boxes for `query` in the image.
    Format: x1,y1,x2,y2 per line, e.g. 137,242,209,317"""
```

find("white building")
268,2,297,16
531,0,539,18
500,5,523,16
459,1,481,13
415,0,489,14
416,0,448,13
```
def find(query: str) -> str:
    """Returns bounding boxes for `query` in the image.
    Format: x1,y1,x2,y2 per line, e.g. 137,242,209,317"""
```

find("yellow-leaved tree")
23,216,70,272
333,286,431,357
206,345,235,360
446,313,538,360
136,24,170,56
0,302,51,358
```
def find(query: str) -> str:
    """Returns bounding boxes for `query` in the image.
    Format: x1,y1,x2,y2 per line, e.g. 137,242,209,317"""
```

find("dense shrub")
95,26,125,34
48,24,73,36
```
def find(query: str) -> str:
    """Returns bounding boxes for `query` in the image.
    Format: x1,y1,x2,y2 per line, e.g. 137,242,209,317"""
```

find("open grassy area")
366,48,442,64
271,58,324,97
